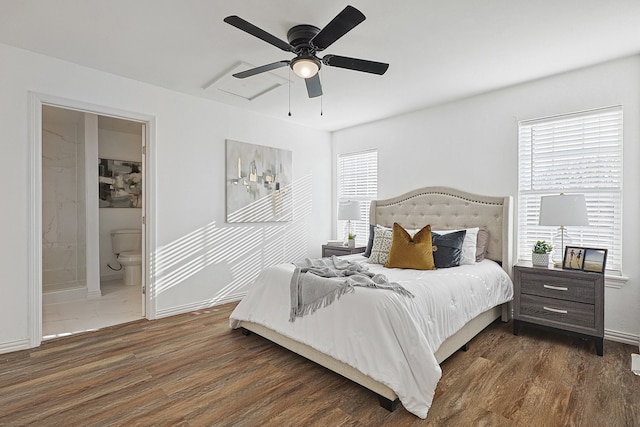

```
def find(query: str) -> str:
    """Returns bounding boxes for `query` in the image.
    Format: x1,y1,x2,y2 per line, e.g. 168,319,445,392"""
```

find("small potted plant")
347,232,356,248
532,240,552,266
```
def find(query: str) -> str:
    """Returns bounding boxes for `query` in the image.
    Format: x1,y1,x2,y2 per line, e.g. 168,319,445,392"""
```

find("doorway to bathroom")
40,104,148,340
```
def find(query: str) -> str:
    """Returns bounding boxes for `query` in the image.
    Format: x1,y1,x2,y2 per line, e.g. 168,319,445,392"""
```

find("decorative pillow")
432,230,466,268
476,227,490,262
385,223,436,270
368,226,393,265
364,224,376,257
433,227,479,265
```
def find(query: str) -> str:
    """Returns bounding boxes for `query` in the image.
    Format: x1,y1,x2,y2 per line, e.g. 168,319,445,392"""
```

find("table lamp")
338,200,361,246
539,193,589,266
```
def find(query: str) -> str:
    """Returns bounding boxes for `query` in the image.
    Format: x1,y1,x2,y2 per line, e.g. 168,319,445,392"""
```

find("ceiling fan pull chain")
288,68,292,117
320,69,323,116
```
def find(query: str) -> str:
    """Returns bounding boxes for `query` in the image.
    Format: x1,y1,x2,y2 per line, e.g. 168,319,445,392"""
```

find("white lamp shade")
539,194,589,226
338,201,361,221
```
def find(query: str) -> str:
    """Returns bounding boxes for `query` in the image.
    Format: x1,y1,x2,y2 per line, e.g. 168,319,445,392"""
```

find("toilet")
110,229,142,286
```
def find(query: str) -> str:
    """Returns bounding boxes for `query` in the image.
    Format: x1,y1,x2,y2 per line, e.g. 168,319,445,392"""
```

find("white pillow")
368,226,393,265
433,227,479,265
376,224,420,236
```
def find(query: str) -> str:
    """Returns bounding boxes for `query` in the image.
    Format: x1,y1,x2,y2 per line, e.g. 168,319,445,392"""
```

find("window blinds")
337,150,378,247
518,106,623,274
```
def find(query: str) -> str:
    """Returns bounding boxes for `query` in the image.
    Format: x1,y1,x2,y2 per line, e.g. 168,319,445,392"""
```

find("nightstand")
513,262,604,356
322,245,366,258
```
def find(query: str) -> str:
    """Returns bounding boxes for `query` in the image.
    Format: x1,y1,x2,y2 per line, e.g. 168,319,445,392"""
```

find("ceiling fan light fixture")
291,57,320,79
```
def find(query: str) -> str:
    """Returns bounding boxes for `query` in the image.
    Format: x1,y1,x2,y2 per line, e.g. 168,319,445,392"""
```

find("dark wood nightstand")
513,262,604,356
322,245,366,258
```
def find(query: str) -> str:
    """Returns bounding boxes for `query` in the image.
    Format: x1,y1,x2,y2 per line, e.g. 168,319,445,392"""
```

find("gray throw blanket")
290,256,414,321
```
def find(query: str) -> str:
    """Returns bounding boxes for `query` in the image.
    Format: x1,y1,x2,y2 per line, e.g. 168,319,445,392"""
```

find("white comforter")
229,256,513,419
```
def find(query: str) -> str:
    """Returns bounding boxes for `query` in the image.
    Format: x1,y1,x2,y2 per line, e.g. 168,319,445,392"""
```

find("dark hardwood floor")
1,302,638,426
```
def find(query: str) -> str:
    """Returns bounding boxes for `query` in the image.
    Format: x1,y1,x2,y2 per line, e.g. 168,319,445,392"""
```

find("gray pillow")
476,227,490,262
364,224,376,257
432,230,466,268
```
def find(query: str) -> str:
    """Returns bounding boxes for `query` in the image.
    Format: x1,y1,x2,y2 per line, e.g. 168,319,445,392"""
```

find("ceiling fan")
224,5,389,98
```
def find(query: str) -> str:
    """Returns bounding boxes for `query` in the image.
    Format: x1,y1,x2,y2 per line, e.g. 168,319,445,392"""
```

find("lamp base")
342,219,352,246
551,227,572,266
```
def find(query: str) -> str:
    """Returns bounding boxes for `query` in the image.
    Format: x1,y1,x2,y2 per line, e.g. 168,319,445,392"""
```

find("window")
518,106,623,274
336,150,378,247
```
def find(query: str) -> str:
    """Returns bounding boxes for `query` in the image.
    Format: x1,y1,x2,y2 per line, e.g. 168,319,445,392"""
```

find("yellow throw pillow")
385,223,436,270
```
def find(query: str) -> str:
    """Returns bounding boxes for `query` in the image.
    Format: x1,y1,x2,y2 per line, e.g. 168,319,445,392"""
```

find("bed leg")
241,328,251,336
501,302,512,322
459,343,469,352
378,395,399,412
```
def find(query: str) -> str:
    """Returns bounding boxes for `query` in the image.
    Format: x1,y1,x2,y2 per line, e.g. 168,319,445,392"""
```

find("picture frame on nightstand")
562,246,585,270
583,248,608,274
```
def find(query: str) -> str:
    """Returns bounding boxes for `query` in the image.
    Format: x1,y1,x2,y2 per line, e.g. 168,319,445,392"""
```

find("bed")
229,186,514,418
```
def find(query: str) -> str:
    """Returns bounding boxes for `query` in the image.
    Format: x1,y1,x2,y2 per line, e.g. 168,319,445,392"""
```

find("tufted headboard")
369,186,513,275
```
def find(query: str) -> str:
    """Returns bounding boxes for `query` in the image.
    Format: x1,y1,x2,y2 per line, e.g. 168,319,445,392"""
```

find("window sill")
605,273,628,289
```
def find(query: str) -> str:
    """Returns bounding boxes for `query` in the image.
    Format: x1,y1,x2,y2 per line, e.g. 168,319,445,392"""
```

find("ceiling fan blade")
323,55,389,75
232,61,290,78
305,74,323,98
311,5,365,51
224,15,294,52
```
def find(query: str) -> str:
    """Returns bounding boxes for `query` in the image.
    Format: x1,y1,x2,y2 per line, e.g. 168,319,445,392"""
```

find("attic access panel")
204,62,289,101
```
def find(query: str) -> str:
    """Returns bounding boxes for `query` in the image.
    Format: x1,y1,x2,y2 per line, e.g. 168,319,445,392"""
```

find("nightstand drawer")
322,245,365,257
323,247,351,257
520,294,595,329
519,271,595,304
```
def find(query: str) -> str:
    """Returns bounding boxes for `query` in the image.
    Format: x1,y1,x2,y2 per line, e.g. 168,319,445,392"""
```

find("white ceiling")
2,0,639,131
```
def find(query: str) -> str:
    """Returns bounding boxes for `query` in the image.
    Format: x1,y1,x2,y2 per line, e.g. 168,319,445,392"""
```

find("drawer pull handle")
543,306,568,314
543,284,568,291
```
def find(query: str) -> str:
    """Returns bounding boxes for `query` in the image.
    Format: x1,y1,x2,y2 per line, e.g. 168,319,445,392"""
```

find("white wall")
332,55,640,344
0,42,332,353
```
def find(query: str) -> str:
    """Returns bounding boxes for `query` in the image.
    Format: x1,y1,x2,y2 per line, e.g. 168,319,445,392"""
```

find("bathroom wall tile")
77,244,86,266
77,204,86,239
42,169,59,204
56,201,79,244
42,201,59,244
43,137,76,169
42,115,89,296
54,167,77,203
42,244,76,272
77,267,87,285
42,269,77,287
42,166,77,204
43,121,77,143
77,245,87,284
42,122,77,169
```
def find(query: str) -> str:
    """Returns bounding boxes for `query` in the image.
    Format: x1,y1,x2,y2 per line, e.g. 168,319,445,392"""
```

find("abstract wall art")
226,140,292,223
98,158,142,208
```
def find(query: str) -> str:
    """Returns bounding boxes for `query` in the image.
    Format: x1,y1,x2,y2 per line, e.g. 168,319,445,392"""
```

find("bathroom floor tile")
43,279,142,340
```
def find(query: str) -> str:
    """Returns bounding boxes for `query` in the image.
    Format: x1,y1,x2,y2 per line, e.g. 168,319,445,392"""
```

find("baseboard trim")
605,328,639,346
87,289,103,299
42,286,88,305
0,338,31,355
155,292,245,319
